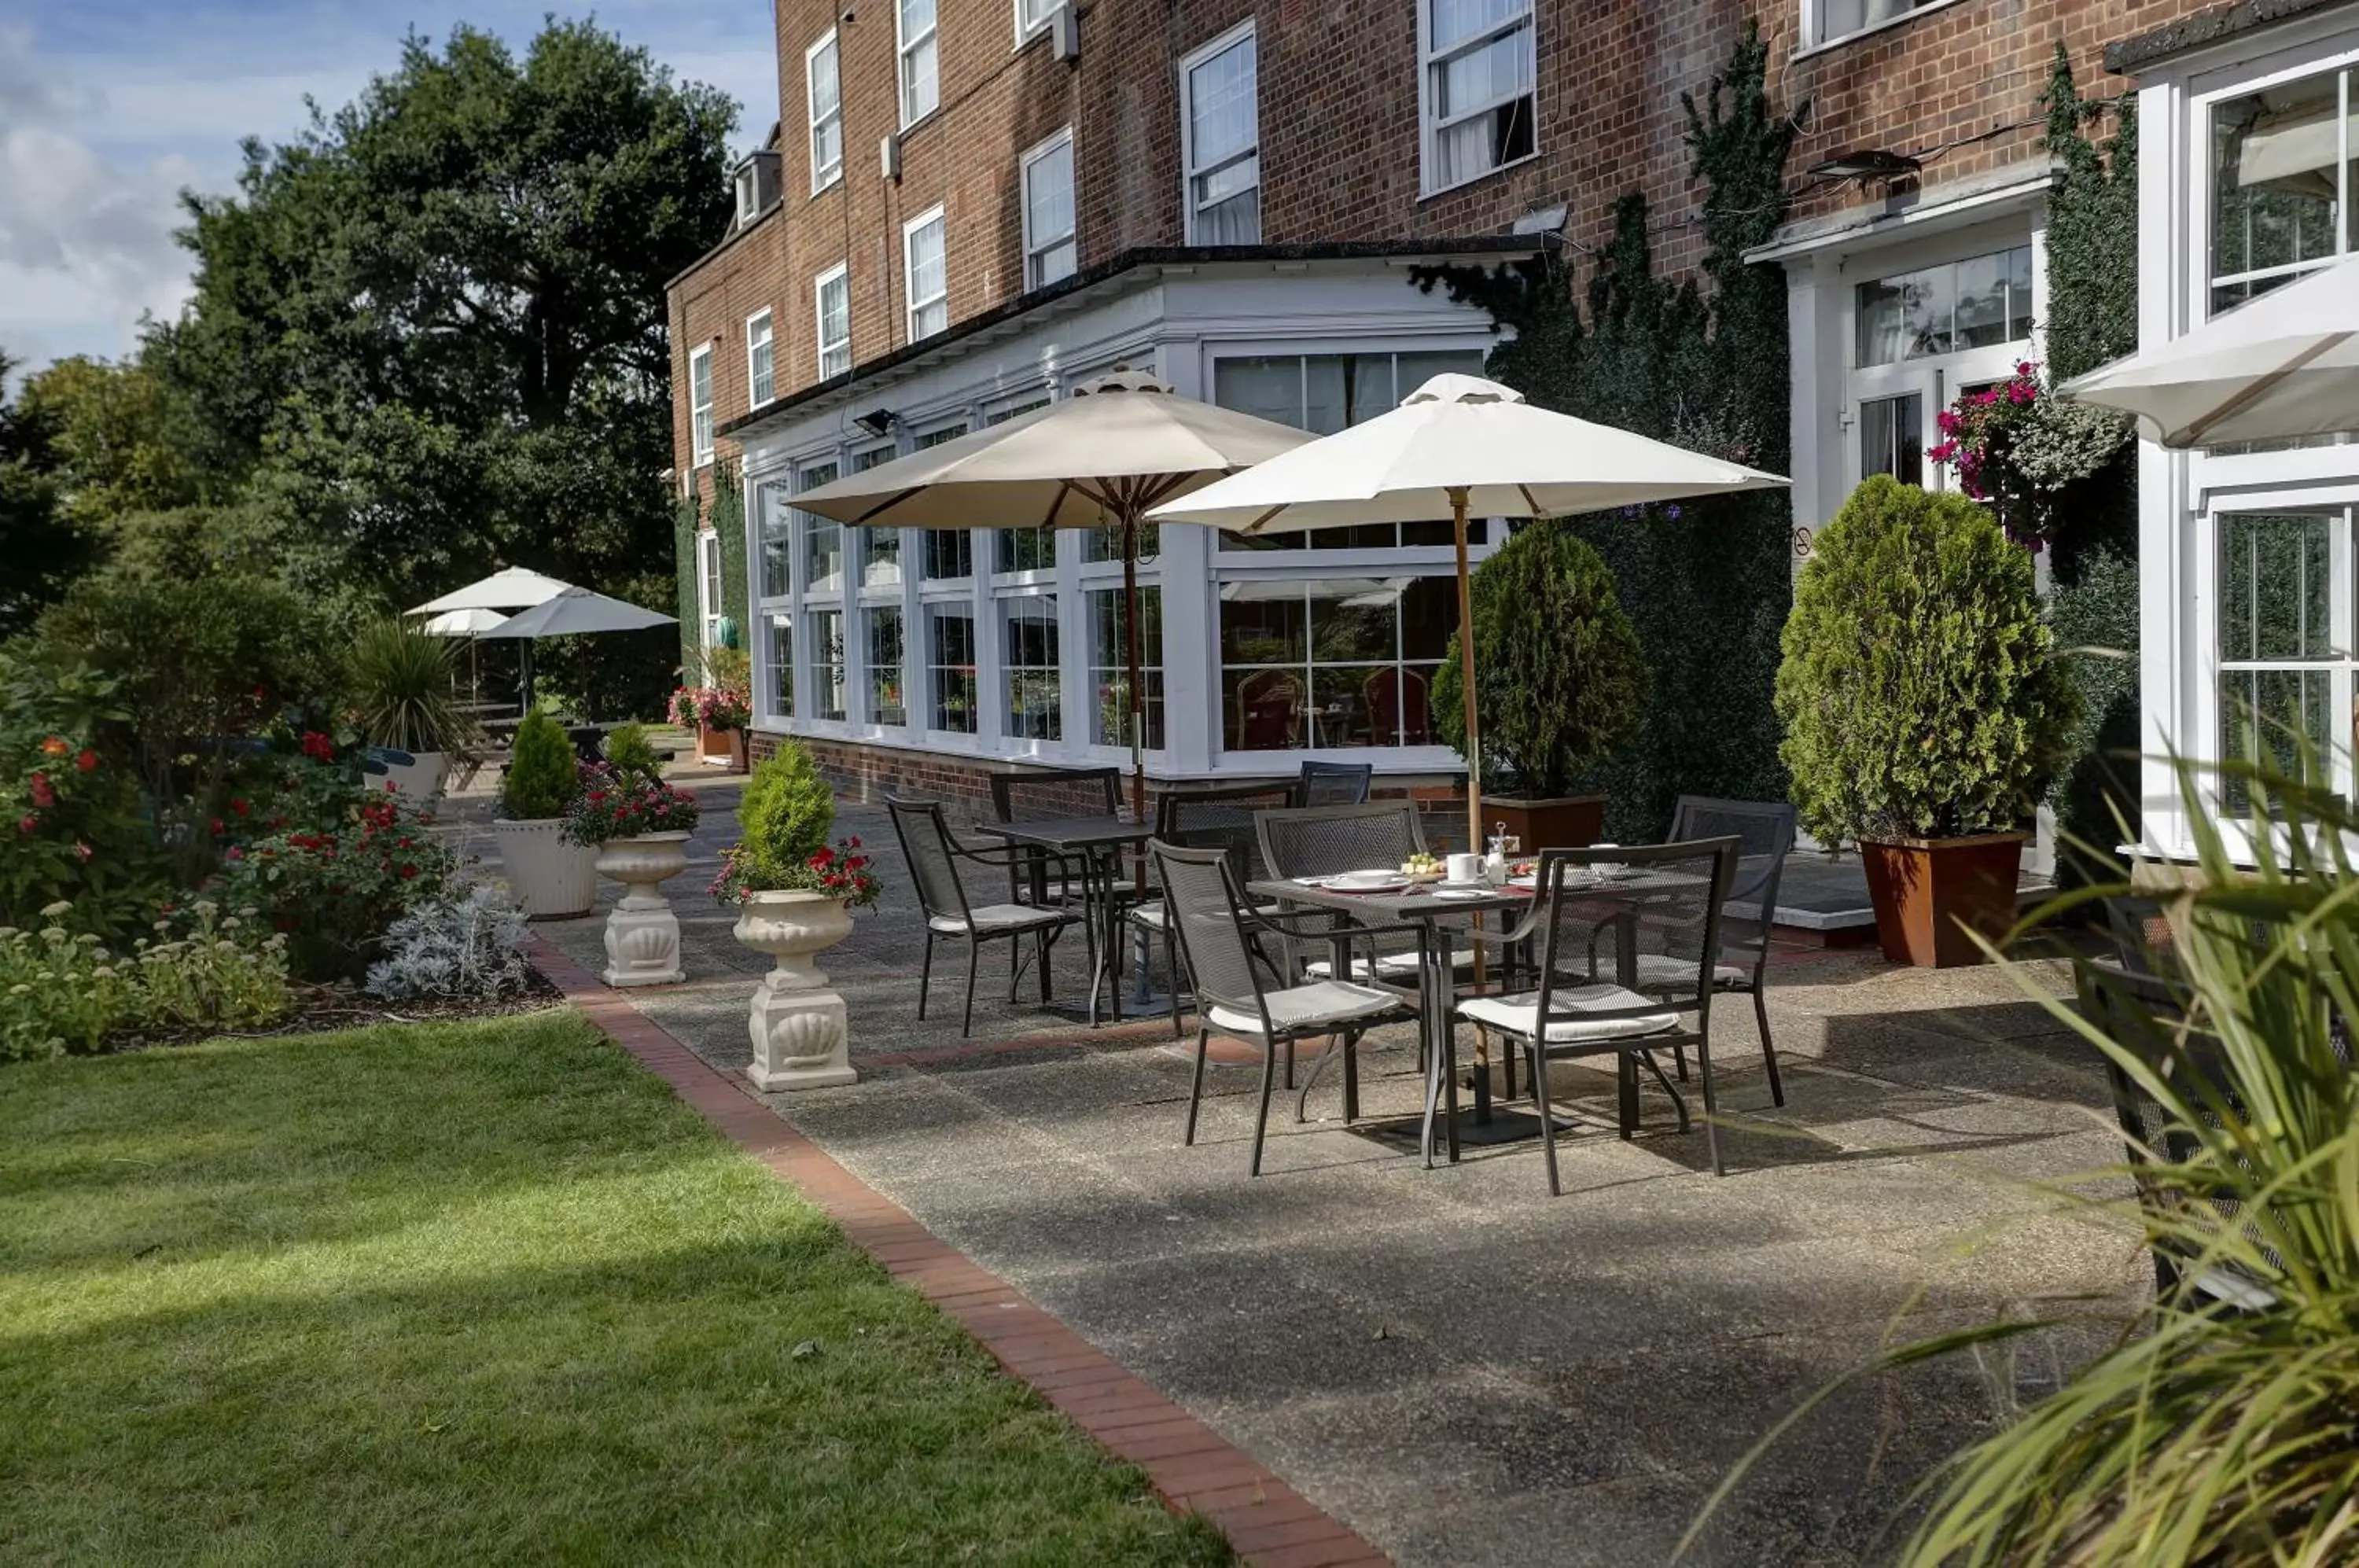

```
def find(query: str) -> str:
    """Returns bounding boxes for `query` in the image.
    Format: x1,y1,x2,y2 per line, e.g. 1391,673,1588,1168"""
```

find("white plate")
1433,879,1492,892
1328,870,1409,892
1431,886,1490,900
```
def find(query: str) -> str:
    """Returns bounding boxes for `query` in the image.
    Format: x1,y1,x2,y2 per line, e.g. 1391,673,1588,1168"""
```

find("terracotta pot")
734,889,858,1091
594,830,690,986
1859,832,2030,968
491,817,598,919
1478,795,1607,856
698,723,749,771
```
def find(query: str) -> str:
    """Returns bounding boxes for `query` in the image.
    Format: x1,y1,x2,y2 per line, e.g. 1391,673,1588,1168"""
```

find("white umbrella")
1150,374,1789,852
794,369,1313,825
477,586,675,640
418,606,510,636
2058,256,2359,448
409,565,575,615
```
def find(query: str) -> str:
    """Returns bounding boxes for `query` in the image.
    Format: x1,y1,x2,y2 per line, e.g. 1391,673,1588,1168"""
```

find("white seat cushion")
1205,981,1401,1038
1304,946,1476,981
1628,952,1750,989
1129,900,1279,933
1457,984,1679,1045
929,903,1069,936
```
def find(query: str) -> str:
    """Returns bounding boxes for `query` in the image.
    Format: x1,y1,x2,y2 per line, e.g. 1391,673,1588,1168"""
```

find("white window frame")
903,206,948,344
1013,0,1062,47
805,31,843,193
815,263,851,381
1020,129,1077,292
1416,0,1538,198
697,529,724,649
1180,21,1259,245
896,0,939,129
745,308,775,409
688,344,714,467
1796,0,1966,57
733,166,759,226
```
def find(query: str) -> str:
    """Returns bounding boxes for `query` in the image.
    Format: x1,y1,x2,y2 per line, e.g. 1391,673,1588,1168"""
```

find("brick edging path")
529,936,1392,1568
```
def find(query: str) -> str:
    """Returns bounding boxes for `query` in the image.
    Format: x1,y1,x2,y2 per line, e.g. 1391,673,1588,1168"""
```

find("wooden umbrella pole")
1122,501,1147,832
1451,487,1482,857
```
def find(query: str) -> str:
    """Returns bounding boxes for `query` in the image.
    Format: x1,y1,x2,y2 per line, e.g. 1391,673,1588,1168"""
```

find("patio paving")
471,771,2146,1567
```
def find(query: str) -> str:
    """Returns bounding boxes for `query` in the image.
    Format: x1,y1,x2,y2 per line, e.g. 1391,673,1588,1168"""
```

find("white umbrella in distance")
477,587,675,713
418,606,510,636
410,565,576,615
1150,374,1789,852
2058,256,2359,447
793,369,1314,826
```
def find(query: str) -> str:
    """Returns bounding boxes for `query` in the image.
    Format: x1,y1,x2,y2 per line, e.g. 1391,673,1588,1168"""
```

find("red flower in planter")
75,749,99,773
399,863,418,880
811,846,837,870
300,731,334,762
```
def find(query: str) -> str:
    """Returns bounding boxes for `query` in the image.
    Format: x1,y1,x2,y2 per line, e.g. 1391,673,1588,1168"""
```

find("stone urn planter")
1859,831,2030,968
734,889,857,1091
596,830,691,987
492,817,598,919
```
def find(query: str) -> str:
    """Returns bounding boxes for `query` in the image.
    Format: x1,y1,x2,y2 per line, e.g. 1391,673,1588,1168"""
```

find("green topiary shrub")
1776,476,2078,843
602,721,664,784
736,740,834,869
500,710,580,821
1431,520,1651,798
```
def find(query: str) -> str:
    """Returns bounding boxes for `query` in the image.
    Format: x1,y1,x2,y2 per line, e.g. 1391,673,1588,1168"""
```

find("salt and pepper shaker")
1483,819,1508,884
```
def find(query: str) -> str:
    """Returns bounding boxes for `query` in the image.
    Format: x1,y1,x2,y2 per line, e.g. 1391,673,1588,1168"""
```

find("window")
745,310,775,408
734,165,759,226
2217,510,2354,804
981,399,1051,571
1420,0,1535,194
800,460,844,596
1809,0,1942,47
897,0,938,127
2210,64,2359,313
1021,131,1077,290
757,480,793,599
917,423,972,579
852,445,900,586
866,606,907,726
808,608,848,721
1220,578,1458,752
928,605,979,732
765,612,793,721
1182,24,1259,244
815,265,851,381
1855,246,2034,367
1859,393,1923,485
1089,587,1163,749
1003,596,1061,740
1014,0,1062,45
807,32,843,192
756,481,794,723
1212,349,1487,548
688,344,714,466
697,530,725,648
903,208,948,342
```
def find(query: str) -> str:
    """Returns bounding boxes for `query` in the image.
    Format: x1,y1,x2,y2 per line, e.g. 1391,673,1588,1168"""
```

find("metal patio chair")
1131,780,1299,1037
1298,760,1374,807
989,764,1122,907
1153,839,1425,1176
1256,801,1468,986
888,796,1082,1038
1454,838,1740,1189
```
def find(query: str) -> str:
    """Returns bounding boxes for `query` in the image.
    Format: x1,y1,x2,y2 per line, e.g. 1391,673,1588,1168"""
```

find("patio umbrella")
476,587,676,711
1149,374,1788,853
2057,256,2359,447
409,565,576,615
418,606,510,636
792,369,1314,826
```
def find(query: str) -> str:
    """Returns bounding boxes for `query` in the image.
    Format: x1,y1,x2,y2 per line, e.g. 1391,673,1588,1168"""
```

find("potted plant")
491,709,598,918
710,740,879,1091
1431,520,1650,852
565,764,701,987
1776,475,2077,966
672,646,752,771
348,617,475,800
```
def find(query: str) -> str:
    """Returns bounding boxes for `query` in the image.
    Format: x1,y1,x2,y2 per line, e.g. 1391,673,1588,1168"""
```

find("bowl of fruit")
1398,852,1444,883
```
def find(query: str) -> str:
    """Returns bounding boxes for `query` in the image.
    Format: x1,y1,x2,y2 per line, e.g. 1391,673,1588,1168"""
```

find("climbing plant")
710,457,748,653
672,489,700,683
1412,21,1800,839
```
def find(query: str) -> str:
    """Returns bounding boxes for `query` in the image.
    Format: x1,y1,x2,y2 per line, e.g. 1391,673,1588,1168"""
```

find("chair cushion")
929,903,1069,936
1304,946,1475,981
1205,981,1402,1038
1628,952,1750,989
1457,984,1679,1044
1129,900,1280,932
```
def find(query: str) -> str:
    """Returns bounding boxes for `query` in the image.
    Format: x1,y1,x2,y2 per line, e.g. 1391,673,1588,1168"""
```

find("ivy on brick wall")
1411,22,1799,839
711,458,748,651
2041,46,2144,882
673,490,700,684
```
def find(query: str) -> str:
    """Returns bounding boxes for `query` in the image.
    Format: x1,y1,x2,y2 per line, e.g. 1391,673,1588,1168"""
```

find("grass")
0,1010,1232,1566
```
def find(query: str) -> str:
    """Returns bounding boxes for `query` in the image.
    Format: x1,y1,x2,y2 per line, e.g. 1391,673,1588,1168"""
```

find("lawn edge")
527,934,1392,1568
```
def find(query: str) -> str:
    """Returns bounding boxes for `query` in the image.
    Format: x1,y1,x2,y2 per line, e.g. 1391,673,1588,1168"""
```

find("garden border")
528,933,1391,1568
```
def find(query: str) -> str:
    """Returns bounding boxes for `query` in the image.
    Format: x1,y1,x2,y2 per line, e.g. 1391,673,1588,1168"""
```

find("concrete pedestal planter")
374,748,450,801
492,817,598,918
595,830,691,987
734,889,856,1091
1860,832,2029,968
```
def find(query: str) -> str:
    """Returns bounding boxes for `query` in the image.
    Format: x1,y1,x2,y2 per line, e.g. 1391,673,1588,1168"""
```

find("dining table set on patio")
885,764,1799,1192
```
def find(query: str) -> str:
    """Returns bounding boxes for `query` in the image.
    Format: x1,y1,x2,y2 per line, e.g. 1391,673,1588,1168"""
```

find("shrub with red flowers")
708,836,880,909
216,788,455,981
560,764,702,846
0,653,169,936
668,685,750,732
705,741,880,908
1929,361,2132,550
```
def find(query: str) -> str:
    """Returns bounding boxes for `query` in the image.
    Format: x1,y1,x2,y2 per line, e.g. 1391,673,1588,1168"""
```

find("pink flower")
28,772,55,808
73,841,92,862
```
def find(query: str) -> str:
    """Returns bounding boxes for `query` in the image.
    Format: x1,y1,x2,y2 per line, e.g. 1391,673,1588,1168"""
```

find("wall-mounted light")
1808,149,1922,182
853,408,898,437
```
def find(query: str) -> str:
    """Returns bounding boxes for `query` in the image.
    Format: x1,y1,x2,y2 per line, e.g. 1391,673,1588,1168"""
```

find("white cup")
1445,852,1481,885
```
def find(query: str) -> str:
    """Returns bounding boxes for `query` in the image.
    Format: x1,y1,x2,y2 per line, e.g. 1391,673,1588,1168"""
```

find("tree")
150,20,737,612
0,351,94,639
16,355,226,532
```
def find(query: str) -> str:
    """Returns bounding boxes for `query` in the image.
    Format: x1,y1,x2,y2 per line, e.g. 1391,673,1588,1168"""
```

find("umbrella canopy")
793,370,1316,827
418,606,510,637
410,565,576,615
1150,374,1790,851
2056,256,2359,448
476,587,675,640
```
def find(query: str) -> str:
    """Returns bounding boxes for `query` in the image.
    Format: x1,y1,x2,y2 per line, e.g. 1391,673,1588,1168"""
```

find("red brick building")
668,0,2221,802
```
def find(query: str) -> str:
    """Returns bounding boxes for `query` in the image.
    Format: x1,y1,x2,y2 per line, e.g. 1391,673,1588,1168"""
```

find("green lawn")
0,1010,1231,1566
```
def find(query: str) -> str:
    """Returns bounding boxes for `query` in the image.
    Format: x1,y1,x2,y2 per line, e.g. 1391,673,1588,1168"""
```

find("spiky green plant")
349,617,468,755
1691,749,2359,1565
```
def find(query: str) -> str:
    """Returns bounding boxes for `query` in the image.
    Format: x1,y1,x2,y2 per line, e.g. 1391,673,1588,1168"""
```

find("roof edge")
2107,0,2359,75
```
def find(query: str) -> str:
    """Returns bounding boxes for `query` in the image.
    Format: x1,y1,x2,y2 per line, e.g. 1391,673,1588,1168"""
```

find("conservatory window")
851,445,900,587
764,612,793,722
865,605,907,727
2217,509,2355,805
1218,577,1456,752
2209,64,2356,314
1853,246,2033,367
1002,595,1062,741
808,607,848,722
799,461,843,596
916,422,973,580
1088,587,1164,749
928,604,979,734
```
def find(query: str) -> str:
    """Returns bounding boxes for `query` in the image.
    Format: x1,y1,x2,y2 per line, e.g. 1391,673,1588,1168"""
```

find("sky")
0,0,778,377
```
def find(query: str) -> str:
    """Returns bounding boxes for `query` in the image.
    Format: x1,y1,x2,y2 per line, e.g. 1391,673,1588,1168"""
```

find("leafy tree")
0,352,93,640
16,355,226,532
151,20,736,609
